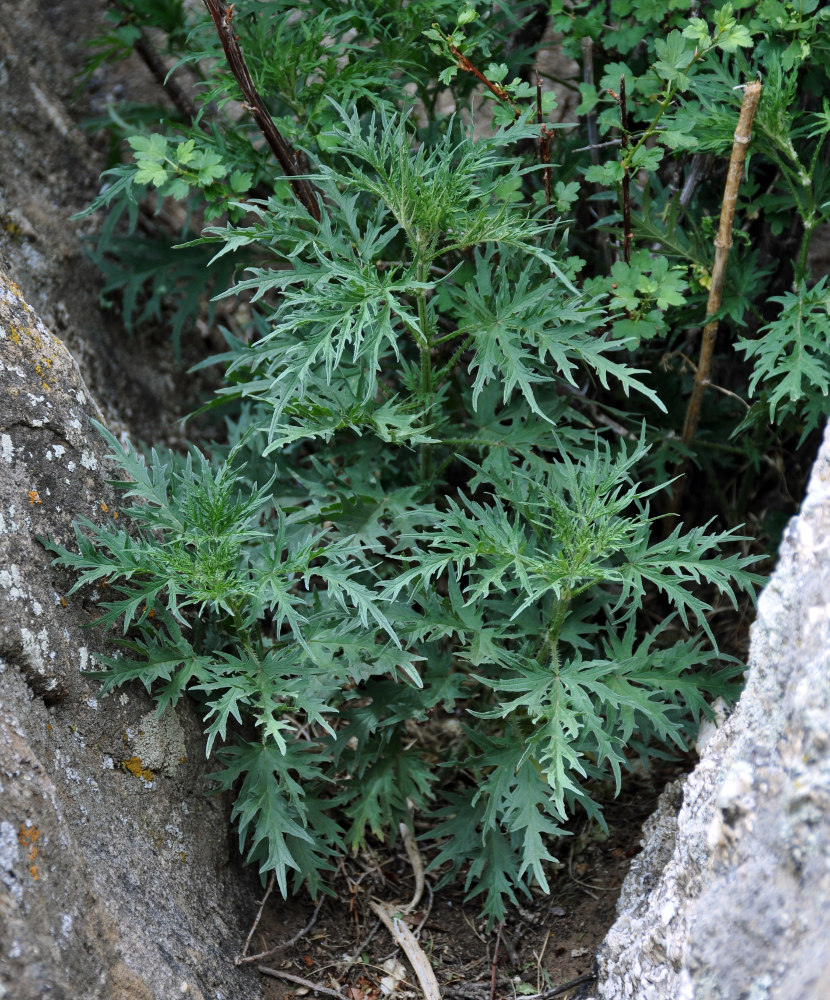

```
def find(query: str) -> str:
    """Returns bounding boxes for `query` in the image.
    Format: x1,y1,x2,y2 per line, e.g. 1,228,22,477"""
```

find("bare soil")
243,762,686,1000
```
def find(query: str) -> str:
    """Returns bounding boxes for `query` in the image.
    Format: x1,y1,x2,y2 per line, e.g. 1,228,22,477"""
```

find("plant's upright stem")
416,259,434,484
795,221,816,284
792,130,827,282
531,596,568,666
418,307,433,483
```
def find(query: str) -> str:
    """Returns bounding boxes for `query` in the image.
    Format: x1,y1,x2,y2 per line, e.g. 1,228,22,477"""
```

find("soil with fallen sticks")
238,760,689,1000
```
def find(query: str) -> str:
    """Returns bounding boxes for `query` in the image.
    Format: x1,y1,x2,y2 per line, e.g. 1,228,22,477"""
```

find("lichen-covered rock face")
596,425,830,1000
0,273,262,999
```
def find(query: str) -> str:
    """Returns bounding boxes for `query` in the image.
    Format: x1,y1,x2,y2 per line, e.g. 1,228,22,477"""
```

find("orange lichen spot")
180,851,186,863
18,825,40,879
178,757,187,765
147,608,156,619
18,825,40,848
113,511,119,519
101,577,108,589
100,501,109,513
28,489,42,506
122,756,154,781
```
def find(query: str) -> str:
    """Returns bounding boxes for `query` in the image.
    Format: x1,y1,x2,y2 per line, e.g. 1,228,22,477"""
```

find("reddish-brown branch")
108,0,200,124
618,75,632,263
449,43,521,119
201,0,321,221
133,29,201,124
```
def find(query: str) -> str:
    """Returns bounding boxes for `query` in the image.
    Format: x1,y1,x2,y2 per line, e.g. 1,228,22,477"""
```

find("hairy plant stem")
233,613,260,661
754,121,821,284
531,597,569,666
416,259,434,484
795,220,816,283
791,131,827,282
434,333,476,389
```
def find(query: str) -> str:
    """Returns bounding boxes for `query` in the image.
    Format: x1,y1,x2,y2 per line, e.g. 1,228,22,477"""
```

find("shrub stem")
202,0,322,221
670,80,762,516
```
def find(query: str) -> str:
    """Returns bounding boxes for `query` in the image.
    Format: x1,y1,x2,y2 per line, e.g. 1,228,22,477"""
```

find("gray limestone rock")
596,425,830,1000
0,271,262,999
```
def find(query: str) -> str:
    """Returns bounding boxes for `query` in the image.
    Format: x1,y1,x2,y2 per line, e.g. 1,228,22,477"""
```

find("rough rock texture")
0,272,262,999
596,425,830,1000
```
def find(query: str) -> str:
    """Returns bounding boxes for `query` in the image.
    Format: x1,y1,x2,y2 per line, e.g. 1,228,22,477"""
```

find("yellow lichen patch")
2,217,24,239
28,489,42,506
18,824,41,879
100,501,108,513
4,318,58,391
122,756,155,781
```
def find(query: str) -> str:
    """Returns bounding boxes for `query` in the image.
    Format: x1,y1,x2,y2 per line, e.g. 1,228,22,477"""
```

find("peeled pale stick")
369,901,441,1000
